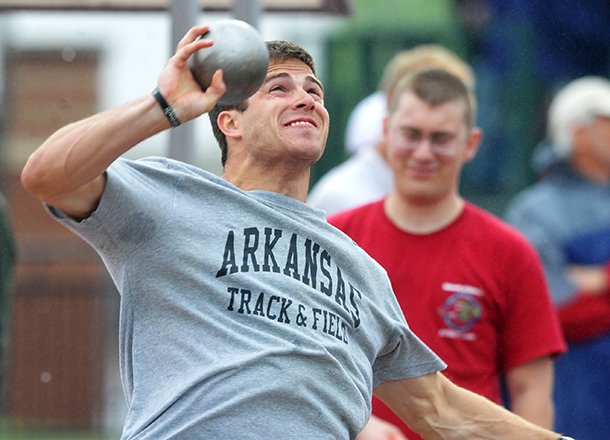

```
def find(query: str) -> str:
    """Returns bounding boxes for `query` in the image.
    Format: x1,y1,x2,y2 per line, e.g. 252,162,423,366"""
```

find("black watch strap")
152,87,182,127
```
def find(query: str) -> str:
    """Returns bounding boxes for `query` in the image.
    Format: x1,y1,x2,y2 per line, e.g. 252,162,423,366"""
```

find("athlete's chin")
288,143,325,164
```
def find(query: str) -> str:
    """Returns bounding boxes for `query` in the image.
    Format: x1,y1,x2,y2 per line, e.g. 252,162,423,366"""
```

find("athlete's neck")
223,161,311,202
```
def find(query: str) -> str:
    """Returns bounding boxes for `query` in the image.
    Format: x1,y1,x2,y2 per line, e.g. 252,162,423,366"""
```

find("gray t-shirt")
49,157,445,440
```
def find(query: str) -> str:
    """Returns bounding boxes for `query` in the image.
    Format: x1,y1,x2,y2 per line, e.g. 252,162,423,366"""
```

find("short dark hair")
389,69,474,128
208,40,316,167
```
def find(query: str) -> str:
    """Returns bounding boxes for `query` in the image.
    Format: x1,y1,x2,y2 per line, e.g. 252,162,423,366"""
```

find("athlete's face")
237,59,330,166
384,91,481,204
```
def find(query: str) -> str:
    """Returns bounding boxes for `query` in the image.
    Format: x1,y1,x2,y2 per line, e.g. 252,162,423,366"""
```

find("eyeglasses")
390,127,460,157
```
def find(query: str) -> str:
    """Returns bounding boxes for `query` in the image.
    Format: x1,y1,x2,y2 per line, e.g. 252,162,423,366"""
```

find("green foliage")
345,0,459,33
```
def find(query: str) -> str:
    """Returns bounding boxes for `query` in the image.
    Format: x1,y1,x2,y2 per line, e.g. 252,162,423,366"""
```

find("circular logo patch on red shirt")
438,292,482,332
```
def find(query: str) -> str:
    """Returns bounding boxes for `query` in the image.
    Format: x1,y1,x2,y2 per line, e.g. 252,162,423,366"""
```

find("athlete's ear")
217,109,242,142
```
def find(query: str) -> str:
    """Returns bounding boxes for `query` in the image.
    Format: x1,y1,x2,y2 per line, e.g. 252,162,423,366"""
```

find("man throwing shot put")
21,25,574,440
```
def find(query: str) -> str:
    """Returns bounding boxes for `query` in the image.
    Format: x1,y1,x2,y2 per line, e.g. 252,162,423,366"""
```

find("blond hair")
379,45,476,117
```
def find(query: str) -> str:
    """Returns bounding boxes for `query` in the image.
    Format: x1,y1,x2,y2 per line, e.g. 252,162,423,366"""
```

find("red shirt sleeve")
558,262,610,342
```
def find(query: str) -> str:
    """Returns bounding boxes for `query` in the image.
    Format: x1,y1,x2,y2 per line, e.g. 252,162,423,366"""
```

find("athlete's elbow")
21,151,58,202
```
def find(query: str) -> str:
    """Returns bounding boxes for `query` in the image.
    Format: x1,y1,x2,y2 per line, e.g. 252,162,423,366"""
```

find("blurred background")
0,0,608,438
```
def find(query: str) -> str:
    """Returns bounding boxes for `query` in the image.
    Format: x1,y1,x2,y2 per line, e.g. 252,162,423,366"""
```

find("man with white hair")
505,76,610,440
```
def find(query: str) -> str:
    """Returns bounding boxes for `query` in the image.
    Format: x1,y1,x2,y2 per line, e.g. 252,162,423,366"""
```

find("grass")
0,432,111,440
0,419,114,440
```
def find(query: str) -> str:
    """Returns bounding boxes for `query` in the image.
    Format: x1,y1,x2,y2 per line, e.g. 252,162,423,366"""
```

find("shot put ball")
189,19,269,105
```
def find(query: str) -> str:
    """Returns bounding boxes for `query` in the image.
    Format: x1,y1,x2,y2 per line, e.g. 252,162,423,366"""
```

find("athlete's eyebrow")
264,72,324,92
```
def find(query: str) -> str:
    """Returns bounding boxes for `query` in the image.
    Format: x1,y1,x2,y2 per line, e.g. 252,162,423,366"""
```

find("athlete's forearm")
21,93,174,220
21,94,166,203
377,373,563,439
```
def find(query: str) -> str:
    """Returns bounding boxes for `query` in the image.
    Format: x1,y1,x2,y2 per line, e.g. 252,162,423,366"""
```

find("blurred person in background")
505,76,610,440
330,69,566,440
342,87,385,158
307,45,475,216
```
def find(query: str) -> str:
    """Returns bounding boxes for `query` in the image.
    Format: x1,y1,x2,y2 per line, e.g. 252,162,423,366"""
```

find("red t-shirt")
329,200,566,439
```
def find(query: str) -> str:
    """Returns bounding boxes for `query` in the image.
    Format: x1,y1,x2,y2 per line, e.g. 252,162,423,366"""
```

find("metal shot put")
189,19,269,105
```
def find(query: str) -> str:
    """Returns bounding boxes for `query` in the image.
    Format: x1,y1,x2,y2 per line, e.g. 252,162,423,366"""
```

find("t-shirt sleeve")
45,157,176,254
499,238,566,371
372,324,447,388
